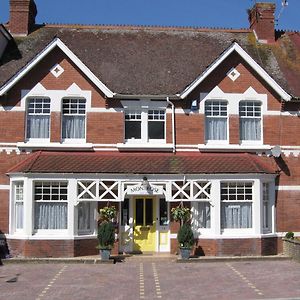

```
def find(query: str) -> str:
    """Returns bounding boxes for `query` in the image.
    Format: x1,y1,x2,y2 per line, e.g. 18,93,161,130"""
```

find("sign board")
126,183,164,196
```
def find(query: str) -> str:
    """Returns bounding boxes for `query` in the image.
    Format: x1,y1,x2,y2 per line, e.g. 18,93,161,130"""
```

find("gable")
180,42,291,101
0,37,114,98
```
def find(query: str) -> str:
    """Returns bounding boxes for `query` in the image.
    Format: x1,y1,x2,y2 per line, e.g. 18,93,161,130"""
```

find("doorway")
133,197,156,252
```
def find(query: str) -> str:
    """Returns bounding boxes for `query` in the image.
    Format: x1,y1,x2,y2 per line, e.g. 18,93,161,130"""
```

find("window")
78,202,91,234
191,182,211,230
34,182,68,230
239,101,261,141
148,110,165,139
263,183,270,231
62,98,86,140
205,100,228,141
221,182,252,229
26,98,50,139
14,182,24,230
125,110,141,140
125,109,165,142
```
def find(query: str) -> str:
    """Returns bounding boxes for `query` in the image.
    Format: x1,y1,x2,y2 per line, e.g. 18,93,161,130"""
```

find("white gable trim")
0,37,115,98
180,42,291,101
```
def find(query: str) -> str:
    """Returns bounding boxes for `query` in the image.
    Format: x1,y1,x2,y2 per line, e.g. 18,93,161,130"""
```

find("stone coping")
1,254,290,264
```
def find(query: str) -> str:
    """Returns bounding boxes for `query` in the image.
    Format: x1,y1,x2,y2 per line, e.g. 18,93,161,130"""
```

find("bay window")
239,101,261,141
26,98,50,140
205,100,228,141
34,182,68,230
221,182,253,229
62,98,86,140
78,202,91,234
263,183,271,231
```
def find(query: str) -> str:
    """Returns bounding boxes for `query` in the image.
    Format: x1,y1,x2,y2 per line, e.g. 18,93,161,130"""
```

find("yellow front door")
133,198,156,252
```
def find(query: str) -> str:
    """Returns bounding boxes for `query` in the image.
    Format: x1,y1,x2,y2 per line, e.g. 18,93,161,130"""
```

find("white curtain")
35,203,67,229
192,201,211,229
78,202,91,232
206,118,227,140
15,202,24,229
62,116,85,139
240,119,261,140
221,203,252,228
27,115,49,138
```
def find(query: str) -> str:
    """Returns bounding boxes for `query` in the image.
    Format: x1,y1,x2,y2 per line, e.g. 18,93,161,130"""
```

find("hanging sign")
126,183,164,195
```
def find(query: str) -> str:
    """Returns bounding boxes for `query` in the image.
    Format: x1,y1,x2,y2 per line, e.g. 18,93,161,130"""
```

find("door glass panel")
136,199,143,225
159,198,168,226
121,198,129,226
145,198,153,225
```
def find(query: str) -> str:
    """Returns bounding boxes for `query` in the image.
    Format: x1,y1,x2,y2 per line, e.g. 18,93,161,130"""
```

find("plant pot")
100,249,111,261
180,248,191,260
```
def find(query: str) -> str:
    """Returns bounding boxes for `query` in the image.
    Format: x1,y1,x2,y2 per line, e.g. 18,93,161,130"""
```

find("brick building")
0,0,299,257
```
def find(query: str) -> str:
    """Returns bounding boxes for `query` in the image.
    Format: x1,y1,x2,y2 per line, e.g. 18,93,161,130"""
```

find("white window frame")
220,181,253,234
205,100,229,144
239,100,262,144
124,108,166,144
33,181,68,234
25,97,51,142
122,100,167,145
262,182,272,233
61,97,86,143
12,181,24,232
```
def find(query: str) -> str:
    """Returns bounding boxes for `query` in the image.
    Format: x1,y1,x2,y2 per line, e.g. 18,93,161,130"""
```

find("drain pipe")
166,97,176,153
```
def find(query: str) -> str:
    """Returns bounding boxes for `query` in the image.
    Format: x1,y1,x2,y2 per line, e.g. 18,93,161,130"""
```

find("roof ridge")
43,23,251,33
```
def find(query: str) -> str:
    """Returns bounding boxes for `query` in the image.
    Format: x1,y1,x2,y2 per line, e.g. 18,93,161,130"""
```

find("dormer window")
124,108,165,143
205,100,228,142
239,101,261,142
26,98,50,140
62,98,86,141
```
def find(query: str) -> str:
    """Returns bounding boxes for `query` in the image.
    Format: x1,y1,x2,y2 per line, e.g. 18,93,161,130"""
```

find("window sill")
117,143,174,152
198,144,271,152
17,142,93,151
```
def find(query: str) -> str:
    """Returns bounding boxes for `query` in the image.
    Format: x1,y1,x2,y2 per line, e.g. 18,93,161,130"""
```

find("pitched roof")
0,25,299,97
7,151,277,175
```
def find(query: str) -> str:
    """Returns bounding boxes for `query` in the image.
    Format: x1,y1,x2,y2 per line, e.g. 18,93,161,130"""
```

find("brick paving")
0,259,300,300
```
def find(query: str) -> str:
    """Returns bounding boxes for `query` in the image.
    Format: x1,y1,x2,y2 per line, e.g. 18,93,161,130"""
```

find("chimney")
248,2,276,44
9,0,37,36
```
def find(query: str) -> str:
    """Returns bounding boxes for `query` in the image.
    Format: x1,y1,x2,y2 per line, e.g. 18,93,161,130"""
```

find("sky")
0,0,299,31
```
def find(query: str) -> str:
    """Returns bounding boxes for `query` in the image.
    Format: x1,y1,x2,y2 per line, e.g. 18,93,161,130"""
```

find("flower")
99,206,117,222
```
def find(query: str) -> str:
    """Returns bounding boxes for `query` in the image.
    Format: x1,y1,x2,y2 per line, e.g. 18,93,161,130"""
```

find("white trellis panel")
99,181,120,202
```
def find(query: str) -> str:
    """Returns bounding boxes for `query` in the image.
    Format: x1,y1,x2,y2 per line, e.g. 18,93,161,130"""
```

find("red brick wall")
175,114,204,145
171,237,280,256
87,112,123,144
8,238,101,258
0,112,25,143
0,190,9,233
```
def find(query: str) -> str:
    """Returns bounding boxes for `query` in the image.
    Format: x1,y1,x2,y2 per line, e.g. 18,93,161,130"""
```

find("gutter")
166,97,176,153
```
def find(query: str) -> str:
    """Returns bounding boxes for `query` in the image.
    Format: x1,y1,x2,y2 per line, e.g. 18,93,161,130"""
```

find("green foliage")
97,221,115,249
177,223,194,249
285,231,295,239
99,206,117,222
171,206,190,224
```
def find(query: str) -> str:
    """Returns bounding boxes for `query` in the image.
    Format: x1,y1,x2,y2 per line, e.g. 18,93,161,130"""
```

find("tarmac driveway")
0,259,300,300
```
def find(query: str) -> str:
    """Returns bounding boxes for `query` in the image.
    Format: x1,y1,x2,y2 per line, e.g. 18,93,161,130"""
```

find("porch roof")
8,151,278,175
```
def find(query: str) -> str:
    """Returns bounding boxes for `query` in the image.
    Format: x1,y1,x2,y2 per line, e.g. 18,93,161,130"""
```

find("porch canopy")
8,151,277,175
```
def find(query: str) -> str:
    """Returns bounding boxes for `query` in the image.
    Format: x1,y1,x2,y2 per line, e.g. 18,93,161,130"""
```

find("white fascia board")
0,37,115,98
180,42,291,101
0,25,12,41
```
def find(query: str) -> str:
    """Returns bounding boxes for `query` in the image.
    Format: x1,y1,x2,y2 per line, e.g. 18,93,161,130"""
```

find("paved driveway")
0,259,300,300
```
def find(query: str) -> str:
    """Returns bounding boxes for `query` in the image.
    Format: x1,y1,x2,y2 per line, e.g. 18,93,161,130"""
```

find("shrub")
285,231,295,240
177,223,194,249
98,221,115,249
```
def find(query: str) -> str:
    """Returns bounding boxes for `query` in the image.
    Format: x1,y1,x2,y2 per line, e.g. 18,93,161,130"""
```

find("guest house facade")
0,0,299,257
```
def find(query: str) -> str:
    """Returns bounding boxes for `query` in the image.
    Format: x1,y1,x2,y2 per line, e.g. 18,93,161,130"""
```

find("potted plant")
97,205,116,260
171,203,194,259
98,221,115,260
177,223,195,259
